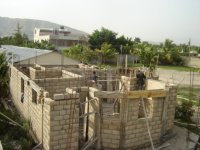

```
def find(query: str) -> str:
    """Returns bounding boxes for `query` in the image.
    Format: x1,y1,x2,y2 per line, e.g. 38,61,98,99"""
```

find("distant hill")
0,16,88,40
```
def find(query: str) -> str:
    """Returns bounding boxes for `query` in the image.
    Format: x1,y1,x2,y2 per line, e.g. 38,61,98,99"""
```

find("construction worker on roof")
136,70,146,90
92,71,98,83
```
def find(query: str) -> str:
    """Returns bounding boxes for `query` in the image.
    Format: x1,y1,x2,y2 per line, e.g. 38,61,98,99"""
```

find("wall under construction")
9,64,177,150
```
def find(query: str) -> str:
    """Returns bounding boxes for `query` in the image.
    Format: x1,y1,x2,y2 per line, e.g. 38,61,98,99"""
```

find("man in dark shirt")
92,71,98,83
136,70,146,90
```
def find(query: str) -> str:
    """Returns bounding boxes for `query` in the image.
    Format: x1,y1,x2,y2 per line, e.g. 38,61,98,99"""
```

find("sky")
0,0,200,45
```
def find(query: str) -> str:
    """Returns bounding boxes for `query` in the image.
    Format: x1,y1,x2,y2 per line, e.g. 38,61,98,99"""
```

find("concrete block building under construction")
9,63,177,150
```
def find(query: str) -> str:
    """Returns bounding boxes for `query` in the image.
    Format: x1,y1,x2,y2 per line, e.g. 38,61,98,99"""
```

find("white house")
34,27,88,50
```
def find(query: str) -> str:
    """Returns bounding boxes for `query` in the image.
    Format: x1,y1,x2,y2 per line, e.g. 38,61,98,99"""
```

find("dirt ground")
157,68,200,86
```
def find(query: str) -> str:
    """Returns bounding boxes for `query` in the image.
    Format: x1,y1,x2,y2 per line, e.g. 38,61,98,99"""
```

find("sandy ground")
159,125,199,150
157,68,200,86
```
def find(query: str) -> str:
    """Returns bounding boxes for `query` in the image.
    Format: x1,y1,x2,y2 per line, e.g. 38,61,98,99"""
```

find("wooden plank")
94,90,166,99
127,90,166,98
79,111,96,118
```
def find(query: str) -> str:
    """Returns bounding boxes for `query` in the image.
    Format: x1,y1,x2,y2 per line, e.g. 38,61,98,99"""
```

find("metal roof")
0,45,52,63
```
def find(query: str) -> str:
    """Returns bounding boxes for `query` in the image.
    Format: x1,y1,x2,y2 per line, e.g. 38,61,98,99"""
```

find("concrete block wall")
10,65,177,150
101,118,121,149
62,70,82,78
88,84,177,149
10,65,45,143
35,77,84,99
46,94,80,150
124,97,164,149
10,65,80,150
29,67,62,79
165,85,177,132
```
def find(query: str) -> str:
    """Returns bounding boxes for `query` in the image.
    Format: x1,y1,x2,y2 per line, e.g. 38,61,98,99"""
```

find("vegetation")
1,25,199,68
175,86,199,125
135,43,158,71
62,44,96,63
158,65,199,72
159,39,185,65
175,100,195,122
177,86,200,106
0,52,9,98
0,23,55,50
89,27,134,54
96,43,116,64
87,27,199,68
0,103,36,150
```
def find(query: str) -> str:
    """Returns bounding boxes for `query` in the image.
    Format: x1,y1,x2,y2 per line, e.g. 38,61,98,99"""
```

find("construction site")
8,62,180,150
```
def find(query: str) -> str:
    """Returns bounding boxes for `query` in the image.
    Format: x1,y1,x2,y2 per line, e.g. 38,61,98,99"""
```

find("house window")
21,78,24,93
21,78,25,103
32,89,37,104
138,98,152,118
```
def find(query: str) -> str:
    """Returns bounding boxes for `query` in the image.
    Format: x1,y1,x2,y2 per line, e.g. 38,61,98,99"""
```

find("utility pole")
188,39,191,60
120,45,122,67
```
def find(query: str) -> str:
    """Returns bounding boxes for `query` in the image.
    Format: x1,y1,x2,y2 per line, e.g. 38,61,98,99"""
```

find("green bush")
175,101,195,122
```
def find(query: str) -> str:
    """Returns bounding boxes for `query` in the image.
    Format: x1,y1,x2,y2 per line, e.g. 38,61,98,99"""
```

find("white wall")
19,52,79,65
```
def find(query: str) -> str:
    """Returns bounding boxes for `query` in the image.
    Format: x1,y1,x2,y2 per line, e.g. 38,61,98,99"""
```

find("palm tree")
96,43,116,64
136,42,158,71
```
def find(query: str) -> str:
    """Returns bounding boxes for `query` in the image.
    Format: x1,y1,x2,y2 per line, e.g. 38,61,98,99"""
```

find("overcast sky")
1,0,200,45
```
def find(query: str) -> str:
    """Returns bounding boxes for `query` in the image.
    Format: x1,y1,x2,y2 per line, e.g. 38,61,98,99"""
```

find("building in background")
0,45,79,65
34,27,88,50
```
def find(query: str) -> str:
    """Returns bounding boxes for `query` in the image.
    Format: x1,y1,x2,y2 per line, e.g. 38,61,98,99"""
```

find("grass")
158,65,200,72
124,63,200,72
96,62,200,72
177,86,200,106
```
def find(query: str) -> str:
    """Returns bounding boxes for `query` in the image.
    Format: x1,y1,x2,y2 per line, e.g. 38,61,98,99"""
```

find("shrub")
175,101,195,122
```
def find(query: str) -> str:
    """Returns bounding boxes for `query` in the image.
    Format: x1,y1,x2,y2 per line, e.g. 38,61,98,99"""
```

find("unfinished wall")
10,65,80,150
29,67,62,79
87,84,177,149
10,64,177,150
10,65,46,143
45,93,80,150
35,77,84,99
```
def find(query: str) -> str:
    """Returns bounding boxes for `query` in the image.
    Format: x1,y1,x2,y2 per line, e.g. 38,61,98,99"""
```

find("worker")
136,70,146,90
92,71,98,83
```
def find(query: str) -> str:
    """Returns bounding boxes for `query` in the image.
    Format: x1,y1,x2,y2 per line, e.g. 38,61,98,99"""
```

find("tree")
62,45,96,63
159,39,184,65
96,43,116,64
115,36,133,54
134,37,141,44
0,53,9,98
89,27,117,50
13,23,24,46
136,42,158,71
